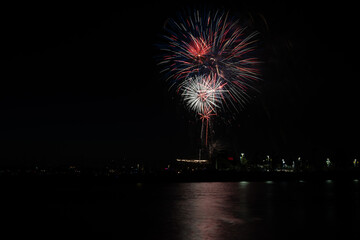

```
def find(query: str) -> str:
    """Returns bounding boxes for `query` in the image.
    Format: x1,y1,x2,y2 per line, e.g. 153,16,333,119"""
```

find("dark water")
3,179,360,239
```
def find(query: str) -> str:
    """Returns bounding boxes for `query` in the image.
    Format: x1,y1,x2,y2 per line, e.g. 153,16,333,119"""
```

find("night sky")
3,1,358,167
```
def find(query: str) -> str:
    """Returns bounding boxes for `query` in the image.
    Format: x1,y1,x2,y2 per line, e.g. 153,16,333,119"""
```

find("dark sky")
3,1,358,167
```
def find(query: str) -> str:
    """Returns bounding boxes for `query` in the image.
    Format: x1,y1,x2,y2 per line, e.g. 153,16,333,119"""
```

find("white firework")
181,75,227,116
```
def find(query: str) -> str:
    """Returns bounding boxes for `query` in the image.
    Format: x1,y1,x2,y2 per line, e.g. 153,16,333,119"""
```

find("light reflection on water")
174,182,251,240
13,180,358,239
154,181,360,240
165,182,276,240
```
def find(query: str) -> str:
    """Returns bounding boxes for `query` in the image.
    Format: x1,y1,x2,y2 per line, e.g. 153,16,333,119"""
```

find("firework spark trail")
158,8,261,148
180,74,228,146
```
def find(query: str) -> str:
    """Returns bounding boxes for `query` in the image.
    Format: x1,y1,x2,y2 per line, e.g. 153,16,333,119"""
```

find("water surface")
3,180,360,239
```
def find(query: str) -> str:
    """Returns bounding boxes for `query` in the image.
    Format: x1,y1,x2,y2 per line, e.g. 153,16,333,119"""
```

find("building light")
176,159,209,163
326,158,331,167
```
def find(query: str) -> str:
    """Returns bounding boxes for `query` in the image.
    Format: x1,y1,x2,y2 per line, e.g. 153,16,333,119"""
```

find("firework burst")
158,8,261,149
159,9,261,111
180,74,227,146
181,74,227,116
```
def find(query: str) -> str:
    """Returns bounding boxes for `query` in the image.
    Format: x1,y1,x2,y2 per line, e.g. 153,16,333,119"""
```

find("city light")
238,181,249,187
176,159,209,163
326,158,331,168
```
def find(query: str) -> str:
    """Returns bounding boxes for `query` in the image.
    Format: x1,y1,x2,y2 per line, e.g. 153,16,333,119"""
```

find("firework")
181,74,227,116
159,9,261,111
158,8,261,149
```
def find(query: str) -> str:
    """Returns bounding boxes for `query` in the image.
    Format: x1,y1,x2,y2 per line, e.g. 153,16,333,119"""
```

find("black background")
3,1,359,168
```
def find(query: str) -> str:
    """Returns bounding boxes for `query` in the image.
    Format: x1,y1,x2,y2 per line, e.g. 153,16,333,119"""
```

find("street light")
326,158,331,168
266,155,271,171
